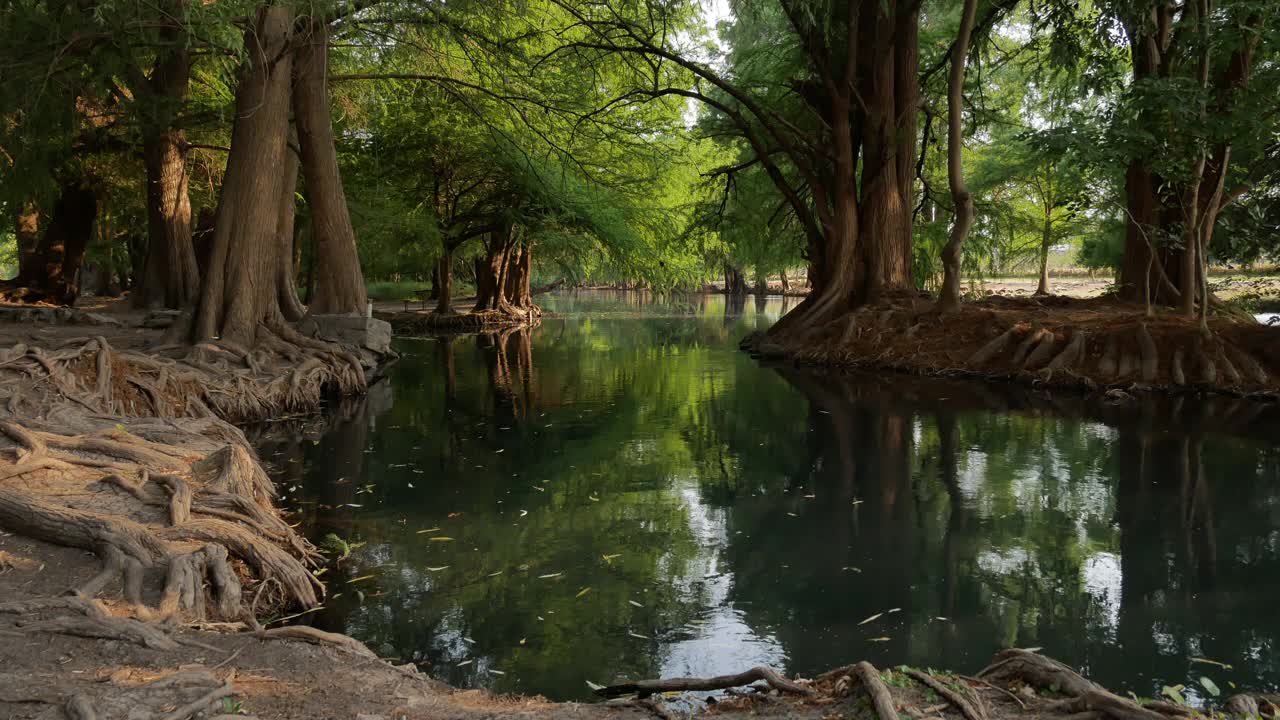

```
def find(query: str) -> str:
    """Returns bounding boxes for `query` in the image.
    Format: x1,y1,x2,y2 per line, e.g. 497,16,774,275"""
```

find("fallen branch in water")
593,665,815,699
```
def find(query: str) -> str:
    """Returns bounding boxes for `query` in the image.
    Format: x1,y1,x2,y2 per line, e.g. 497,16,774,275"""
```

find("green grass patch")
366,281,432,302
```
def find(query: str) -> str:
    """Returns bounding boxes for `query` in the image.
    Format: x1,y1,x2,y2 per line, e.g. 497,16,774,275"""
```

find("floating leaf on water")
576,587,592,598
804,494,816,499
456,660,472,667
345,503,363,508
533,486,545,492
1189,657,1234,670
887,608,901,614
462,637,474,644
538,572,563,579
407,483,414,488
347,575,375,584
858,613,883,625
519,510,528,517
537,615,545,621
430,537,454,542
426,566,450,572
851,500,864,505
628,631,650,640
869,637,891,642
589,495,600,502
519,638,526,645
842,566,862,573
1229,681,1237,689
1162,685,1187,706
786,512,797,517
935,616,949,621
416,528,441,534
488,669,506,676
448,512,463,518
586,680,605,691
1200,677,1221,697
603,553,622,563
488,570,504,577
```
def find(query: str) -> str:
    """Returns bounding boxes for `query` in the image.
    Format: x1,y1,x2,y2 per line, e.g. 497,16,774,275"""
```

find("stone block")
298,314,392,354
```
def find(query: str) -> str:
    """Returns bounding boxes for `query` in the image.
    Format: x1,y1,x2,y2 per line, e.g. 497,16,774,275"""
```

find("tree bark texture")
135,41,199,310
293,21,367,316
2,183,98,305
14,204,39,280
191,5,295,345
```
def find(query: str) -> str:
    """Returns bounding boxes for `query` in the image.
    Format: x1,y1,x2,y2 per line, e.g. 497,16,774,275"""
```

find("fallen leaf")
868,637,891,642
347,575,375,584
602,553,622,563
628,631,650,640
345,503,363,508
842,566,862,572
448,512,463,518
586,680,605,691
538,572,563,579
786,512,797,517
576,587,592,598
456,660,472,667
629,600,643,608
519,638,526,645
488,570,504,577
488,669,505,676
858,613,883,625
1200,677,1221,697
416,528,441,534
519,510,528,517
426,566,450,572
887,608,901,613
430,537,454,542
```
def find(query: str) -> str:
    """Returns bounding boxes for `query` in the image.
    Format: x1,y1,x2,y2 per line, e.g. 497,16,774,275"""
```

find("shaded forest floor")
750,294,1280,398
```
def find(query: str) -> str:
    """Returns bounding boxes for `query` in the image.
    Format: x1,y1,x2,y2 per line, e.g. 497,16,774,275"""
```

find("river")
252,290,1280,703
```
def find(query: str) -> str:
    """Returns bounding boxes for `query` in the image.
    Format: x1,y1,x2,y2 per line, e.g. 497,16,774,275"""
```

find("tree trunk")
474,224,514,311
779,269,789,293
1035,216,1052,296
293,21,367,316
1,183,98,305
936,0,978,312
506,243,534,310
13,203,39,279
428,262,440,300
277,131,307,322
435,249,454,314
191,5,295,346
135,42,198,310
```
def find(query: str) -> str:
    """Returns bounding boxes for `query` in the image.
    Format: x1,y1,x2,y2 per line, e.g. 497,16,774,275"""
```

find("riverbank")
746,294,1280,398
0,302,1275,720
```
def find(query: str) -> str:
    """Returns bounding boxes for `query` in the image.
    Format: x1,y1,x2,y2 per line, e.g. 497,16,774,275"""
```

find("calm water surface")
254,291,1280,703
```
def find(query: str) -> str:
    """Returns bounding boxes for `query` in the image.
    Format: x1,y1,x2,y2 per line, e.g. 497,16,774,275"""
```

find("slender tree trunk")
135,42,198,310
13,204,39,279
779,268,789,293
1035,216,1052,296
936,0,978,312
277,132,307,322
191,5,295,345
293,21,367,316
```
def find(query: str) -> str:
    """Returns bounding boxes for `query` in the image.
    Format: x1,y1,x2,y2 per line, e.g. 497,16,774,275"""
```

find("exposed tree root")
594,666,815,699
904,669,986,720
776,297,1280,397
257,625,377,658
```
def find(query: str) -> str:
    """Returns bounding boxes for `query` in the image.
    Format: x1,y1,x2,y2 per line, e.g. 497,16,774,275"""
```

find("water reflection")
253,291,1280,703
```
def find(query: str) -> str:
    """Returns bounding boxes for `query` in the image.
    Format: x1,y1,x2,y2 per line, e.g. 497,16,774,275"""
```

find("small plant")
221,696,244,715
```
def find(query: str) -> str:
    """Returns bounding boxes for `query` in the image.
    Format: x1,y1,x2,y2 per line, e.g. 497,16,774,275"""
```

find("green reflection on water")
254,290,1280,703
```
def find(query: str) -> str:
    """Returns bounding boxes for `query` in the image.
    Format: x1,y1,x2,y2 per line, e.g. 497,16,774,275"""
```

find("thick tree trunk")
506,243,534,310
474,224,514,312
138,129,199,308
293,21,367,316
724,264,747,296
936,0,978,312
135,42,198,310
435,249,454,314
191,5,295,346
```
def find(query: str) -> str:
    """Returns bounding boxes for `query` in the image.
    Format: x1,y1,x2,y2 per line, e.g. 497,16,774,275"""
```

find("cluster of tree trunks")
472,222,537,316
1,184,98,305
1116,1,1261,315
4,5,368,353
724,265,748,296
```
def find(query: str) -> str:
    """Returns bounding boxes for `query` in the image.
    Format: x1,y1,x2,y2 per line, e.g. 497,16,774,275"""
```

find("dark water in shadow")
252,290,1280,703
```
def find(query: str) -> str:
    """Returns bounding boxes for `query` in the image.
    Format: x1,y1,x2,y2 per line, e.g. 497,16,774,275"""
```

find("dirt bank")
746,294,1280,398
